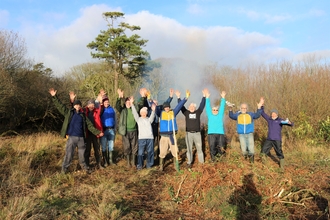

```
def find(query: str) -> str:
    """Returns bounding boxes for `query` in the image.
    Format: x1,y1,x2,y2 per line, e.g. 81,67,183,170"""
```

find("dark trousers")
62,136,87,170
261,140,284,159
208,134,225,158
85,133,101,166
122,130,138,156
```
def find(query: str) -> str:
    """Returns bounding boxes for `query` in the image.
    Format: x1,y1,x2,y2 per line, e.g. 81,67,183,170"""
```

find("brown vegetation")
1,29,330,219
0,131,329,219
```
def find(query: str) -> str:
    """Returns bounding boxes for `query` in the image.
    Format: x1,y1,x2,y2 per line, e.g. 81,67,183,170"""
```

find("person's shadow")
229,173,262,220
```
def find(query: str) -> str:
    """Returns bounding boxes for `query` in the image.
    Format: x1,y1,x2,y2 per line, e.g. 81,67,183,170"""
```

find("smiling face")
188,103,196,112
87,103,95,111
271,112,278,119
103,100,109,108
74,104,81,112
125,100,131,108
240,104,248,114
212,107,218,115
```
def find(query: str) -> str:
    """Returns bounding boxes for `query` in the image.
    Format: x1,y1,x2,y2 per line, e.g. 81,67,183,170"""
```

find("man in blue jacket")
155,90,188,171
229,98,264,163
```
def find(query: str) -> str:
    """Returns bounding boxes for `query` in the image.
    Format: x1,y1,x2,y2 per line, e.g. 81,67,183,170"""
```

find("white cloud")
126,11,292,66
264,14,292,23
308,9,326,17
16,5,329,76
242,9,260,20
293,50,330,63
238,8,292,23
0,10,9,27
21,4,120,75
187,4,204,15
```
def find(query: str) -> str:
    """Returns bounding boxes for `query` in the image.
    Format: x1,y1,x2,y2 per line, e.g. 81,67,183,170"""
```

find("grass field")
0,131,329,219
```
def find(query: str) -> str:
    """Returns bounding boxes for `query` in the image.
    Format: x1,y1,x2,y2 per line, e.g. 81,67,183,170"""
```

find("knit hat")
140,107,148,114
163,102,170,109
102,96,109,102
87,99,95,105
73,100,82,106
270,109,278,115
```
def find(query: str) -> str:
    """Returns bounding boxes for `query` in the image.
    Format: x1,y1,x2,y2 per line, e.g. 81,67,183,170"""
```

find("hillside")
0,132,329,219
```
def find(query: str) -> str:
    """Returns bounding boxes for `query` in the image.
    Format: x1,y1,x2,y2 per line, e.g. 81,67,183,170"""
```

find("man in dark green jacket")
116,88,138,168
49,88,103,174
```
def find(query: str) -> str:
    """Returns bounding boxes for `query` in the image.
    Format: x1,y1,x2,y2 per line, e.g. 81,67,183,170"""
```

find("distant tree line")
1,10,330,145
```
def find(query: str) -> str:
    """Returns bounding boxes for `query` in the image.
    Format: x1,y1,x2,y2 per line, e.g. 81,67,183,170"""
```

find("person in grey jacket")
130,96,156,170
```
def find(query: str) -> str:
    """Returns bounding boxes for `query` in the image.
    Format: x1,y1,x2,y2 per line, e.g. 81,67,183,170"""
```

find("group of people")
49,87,293,174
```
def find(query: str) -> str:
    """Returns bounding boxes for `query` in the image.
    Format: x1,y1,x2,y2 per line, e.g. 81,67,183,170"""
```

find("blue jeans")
137,139,154,169
100,128,115,152
238,133,254,156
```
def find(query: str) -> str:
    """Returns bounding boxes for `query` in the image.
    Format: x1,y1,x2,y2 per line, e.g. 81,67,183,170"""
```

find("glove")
186,90,190,98
146,90,151,99
226,101,235,107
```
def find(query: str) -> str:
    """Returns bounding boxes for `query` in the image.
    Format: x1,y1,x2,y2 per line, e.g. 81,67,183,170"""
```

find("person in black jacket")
177,89,206,168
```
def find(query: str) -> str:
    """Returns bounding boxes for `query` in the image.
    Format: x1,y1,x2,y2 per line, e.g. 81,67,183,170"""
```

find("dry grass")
0,131,329,219
1,60,330,219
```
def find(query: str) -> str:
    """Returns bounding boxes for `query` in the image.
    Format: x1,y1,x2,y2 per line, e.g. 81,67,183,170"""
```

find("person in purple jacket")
260,100,294,169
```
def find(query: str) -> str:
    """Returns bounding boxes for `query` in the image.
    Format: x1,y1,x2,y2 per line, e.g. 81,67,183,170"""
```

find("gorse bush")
317,116,330,142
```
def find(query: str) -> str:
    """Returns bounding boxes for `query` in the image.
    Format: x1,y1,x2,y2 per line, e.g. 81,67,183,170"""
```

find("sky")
1,0,330,76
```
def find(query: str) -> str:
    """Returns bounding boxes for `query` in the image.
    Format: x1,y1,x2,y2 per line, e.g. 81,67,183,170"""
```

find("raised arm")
253,97,264,119
173,90,189,116
198,89,207,112
176,90,187,113
149,104,156,123
49,88,69,116
115,88,126,112
218,91,226,117
129,96,139,122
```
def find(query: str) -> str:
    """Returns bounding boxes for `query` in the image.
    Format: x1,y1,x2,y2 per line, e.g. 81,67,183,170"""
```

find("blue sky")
1,0,329,75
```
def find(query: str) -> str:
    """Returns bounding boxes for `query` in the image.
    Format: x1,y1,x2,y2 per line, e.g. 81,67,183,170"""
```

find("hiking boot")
211,155,216,162
127,154,131,168
249,155,254,164
131,154,136,168
159,158,164,171
280,159,285,169
102,151,108,168
97,162,103,169
109,151,114,165
173,158,180,172
61,168,68,174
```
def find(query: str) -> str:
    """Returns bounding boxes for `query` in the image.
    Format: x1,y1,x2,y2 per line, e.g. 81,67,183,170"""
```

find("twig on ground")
279,201,306,207
175,174,187,199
